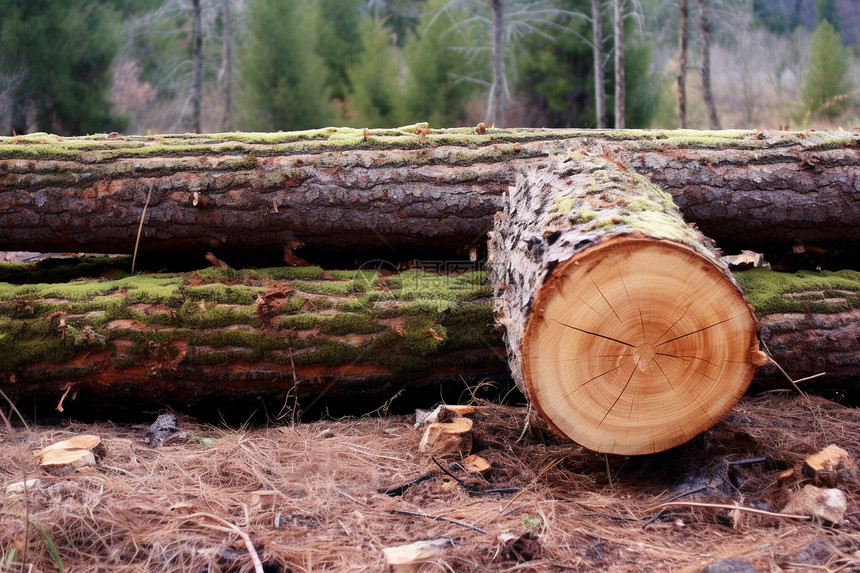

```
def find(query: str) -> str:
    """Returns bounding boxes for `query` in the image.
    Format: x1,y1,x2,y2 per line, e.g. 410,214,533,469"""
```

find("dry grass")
2,392,860,572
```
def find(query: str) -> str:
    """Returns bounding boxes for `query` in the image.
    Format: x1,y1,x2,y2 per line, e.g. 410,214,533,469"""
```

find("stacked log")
1,128,859,257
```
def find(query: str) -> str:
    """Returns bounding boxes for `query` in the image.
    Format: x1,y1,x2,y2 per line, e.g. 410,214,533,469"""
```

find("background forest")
0,0,858,136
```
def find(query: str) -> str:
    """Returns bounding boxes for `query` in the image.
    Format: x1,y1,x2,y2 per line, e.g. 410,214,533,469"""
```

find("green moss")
0,318,80,369
182,283,257,305
401,315,446,356
189,329,302,351
294,340,361,367
278,313,328,330
734,268,860,315
290,280,355,296
257,266,326,280
320,313,384,335
337,298,369,312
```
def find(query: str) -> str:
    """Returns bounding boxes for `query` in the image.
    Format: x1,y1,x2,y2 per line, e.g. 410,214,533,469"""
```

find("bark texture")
678,0,689,129
1,128,859,257
0,260,504,406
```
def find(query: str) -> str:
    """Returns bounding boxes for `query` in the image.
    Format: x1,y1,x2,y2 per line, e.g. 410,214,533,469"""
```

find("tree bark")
1,128,859,256
698,0,720,129
0,260,505,409
191,0,203,134
488,0,507,127
612,0,625,129
678,0,688,129
0,256,855,414
221,0,233,132
489,156,764,454
591,0,608,128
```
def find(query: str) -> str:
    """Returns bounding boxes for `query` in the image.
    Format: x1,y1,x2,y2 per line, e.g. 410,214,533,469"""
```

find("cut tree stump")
491,154,767,454
1,127,859,258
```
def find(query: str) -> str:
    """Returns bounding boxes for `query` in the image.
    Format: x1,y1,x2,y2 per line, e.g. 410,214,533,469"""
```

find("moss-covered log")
490,154,767,454
0,258,505,409
0,127,859,258
0,257,857,414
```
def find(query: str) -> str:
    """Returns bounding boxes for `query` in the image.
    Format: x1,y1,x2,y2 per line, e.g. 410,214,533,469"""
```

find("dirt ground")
2,392,860,573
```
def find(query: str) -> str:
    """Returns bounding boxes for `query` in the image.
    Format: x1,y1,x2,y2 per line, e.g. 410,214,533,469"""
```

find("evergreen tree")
0,0,125,135
238,0,330,130
800,20,853,120
815,0,840,32
316,0,364,102
345,13,405,127
402,0,484,126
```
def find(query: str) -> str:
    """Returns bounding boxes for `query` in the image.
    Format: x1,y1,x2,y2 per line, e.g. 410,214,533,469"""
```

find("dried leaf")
427,328,444,342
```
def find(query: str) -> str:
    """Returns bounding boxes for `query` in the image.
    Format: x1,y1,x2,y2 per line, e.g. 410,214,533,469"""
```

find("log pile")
1,126,858,453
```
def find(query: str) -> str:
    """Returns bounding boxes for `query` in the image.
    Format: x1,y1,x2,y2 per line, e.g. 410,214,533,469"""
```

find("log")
0,257,856,414
0,259,506,411
1,128,859,258
490,154,767,455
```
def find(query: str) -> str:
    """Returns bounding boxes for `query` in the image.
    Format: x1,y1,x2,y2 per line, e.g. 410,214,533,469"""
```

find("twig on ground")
381,473,435,497
432,456,467,487
728,457,767,466
391,510,488,534
180,513,264,573
655,501,811,520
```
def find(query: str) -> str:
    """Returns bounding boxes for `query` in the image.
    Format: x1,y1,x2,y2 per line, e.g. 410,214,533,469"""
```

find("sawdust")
1,392,860,572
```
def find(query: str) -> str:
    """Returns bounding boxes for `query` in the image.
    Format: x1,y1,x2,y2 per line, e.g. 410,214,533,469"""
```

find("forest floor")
1,392,860,573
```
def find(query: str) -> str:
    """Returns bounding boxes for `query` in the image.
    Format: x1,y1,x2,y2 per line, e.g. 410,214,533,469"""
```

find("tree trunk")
490,155,764,454
591,0,608,128
1,128,859,256
191,0,203,134
0,260,505,409
221,0,233,132
0,256,855,415
613,0,625,129
698,0,720,130
678,0,688,129
488,0,507,127
10,96,28,136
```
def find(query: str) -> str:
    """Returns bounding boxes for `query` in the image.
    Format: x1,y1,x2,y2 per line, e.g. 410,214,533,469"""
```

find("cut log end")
521,236,760,455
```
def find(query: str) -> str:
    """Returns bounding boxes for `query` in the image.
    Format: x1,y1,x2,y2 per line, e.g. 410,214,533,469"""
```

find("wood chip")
462,454,491,475
34,435,104,475
803,444,857,486
383,538,451,572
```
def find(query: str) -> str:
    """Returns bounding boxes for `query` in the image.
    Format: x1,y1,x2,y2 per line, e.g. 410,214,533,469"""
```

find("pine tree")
0,0,125,135
345,13,405,128
800,20,853,120
402,0,478,126
316,0,364,102
238,0,330,131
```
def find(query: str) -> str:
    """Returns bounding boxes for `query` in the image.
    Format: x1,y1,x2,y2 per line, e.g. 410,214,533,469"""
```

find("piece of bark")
419,417,474,457
462,454,491,475
383,538,451,573
34,434,104,475
490,155,765,454
1,128,859,257
803,444,857,486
